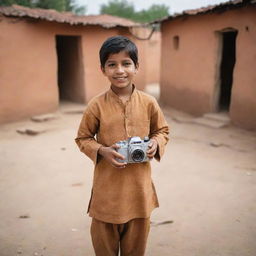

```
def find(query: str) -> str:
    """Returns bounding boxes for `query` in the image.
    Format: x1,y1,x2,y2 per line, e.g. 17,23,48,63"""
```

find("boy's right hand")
98,144,127,168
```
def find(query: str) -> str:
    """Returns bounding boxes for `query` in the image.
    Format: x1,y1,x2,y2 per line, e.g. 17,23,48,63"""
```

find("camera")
115,136,150,163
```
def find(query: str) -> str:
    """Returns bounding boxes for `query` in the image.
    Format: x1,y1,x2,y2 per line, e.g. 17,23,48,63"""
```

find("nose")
116,64,124,74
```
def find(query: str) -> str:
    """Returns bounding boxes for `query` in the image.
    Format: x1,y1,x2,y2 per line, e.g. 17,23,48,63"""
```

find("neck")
111,84,133,97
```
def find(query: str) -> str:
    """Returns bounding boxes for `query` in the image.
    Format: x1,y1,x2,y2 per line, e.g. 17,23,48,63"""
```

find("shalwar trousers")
90,217,150,256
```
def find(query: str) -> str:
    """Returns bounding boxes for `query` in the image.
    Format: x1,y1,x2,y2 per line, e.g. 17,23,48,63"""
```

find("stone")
16,127,47,135
31,113,58,122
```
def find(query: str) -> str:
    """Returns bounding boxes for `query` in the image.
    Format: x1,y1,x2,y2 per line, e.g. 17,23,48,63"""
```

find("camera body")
115,136,150,163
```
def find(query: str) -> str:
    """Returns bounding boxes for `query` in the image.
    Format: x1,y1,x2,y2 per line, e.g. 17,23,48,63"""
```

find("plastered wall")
160,5,256,130
145,30,161,85
0,17,147,123
0,18,59,123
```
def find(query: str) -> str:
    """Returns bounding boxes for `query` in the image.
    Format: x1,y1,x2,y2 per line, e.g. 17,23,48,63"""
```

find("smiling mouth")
114,77,128,81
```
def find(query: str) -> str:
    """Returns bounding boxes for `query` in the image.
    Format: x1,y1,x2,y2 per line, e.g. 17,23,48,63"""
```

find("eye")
107,63,115,67
123,62,132,66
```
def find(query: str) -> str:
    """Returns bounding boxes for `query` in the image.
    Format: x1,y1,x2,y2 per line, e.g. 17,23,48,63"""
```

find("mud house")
0,5,159,123
159,0,256,130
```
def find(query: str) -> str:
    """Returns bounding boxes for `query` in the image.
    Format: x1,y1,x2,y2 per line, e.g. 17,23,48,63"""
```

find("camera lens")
131,149,145,162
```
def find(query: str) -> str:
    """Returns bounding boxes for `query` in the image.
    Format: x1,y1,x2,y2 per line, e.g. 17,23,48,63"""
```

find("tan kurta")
75,86,169,224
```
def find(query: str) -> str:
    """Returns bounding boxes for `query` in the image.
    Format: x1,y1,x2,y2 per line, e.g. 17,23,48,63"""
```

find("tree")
100,0,169,23
100,0,134,20
0,0,34,6
35,0,66,12
135,4,169,23
0,0,87,15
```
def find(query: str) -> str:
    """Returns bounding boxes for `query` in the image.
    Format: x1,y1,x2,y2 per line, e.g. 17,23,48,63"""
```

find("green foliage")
135,4,169,23
0,0,33,6
35,0,66,12
100,0,169,23
0,0,87,15
100,0,134,19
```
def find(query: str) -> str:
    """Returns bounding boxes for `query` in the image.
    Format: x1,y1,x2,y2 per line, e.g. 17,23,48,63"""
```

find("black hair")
99,35,138,68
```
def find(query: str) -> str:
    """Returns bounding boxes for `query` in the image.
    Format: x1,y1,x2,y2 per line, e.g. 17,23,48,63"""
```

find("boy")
75,36,169,256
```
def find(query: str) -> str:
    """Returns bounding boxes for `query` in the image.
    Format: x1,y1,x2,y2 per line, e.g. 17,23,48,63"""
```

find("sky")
76,0,229,15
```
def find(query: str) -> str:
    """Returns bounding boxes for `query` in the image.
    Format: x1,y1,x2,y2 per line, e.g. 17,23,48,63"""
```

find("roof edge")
150,0,255,24
0,4,141,28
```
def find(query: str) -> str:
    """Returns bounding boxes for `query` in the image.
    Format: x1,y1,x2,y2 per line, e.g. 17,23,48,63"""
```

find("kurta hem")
89,205,159,224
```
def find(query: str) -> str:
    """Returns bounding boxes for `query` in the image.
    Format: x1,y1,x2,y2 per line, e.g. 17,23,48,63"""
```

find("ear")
101,66,106,75
135,63,139,73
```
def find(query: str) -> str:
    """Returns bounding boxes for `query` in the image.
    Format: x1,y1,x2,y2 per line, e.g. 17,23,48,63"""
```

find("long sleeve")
75,88,166,224
149,99,169,161
75,106,102,165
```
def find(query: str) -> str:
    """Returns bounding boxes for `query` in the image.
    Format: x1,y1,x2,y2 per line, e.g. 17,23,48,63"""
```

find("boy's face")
101,51,138,90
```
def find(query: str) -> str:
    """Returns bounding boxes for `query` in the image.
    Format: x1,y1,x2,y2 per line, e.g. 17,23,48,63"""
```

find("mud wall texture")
160,5,256,130
145,30,161,85
0,17,147,123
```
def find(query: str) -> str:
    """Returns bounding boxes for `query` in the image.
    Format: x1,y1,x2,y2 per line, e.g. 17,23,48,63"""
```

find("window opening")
173,36,179,50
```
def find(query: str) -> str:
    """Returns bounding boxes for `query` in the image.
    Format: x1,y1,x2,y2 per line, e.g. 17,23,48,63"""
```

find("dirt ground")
0,102,256,256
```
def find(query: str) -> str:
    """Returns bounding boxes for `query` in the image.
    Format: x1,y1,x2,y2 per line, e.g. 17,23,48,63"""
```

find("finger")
111,144,120,149
147,147,154,152
147,151,155,157
113,151,125,160
147,146,157,154
112,159,127,168
148,140,157,149
147,149,157,158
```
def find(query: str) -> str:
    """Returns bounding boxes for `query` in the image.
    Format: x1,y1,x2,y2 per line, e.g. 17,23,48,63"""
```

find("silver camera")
115,136,150,163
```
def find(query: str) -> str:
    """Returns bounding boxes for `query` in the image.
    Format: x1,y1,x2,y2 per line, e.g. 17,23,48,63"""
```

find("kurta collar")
108,84,137,102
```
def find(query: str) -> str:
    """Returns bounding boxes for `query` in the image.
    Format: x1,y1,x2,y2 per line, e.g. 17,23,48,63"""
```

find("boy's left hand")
147,138,158,159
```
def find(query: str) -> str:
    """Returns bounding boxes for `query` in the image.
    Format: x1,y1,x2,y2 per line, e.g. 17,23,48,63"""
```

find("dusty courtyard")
0,102,256,256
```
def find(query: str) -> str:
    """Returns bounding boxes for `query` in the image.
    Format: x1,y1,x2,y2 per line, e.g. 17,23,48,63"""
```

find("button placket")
123,104,128,137
125,103,131,137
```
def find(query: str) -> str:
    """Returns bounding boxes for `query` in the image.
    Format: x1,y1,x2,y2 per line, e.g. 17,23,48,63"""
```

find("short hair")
99,36,138,67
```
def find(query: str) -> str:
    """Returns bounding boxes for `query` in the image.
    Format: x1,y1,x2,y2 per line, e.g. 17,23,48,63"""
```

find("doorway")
218,30,238,111
55,35,85,103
